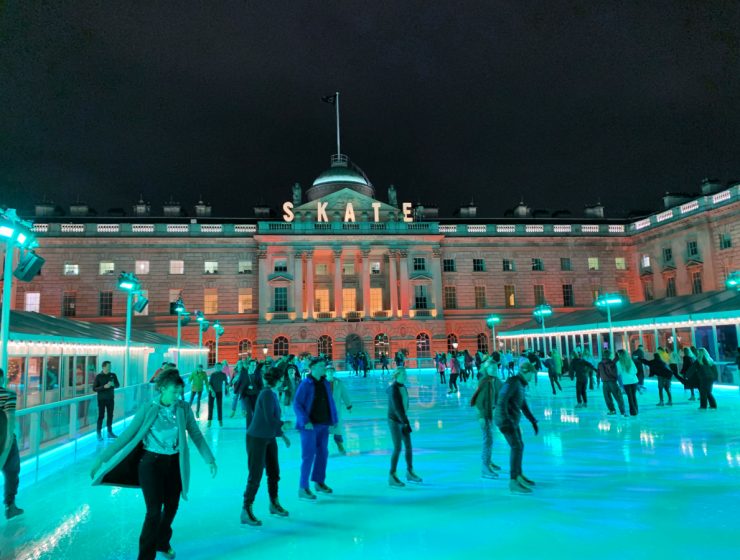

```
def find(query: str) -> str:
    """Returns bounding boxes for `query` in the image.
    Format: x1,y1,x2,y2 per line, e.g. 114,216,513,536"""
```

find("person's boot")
389,473,405,487
269,499,289,517
107,431,117,439
298,487,317,500
519,474,536,487
481,465,499,479
509,479,532,494
516,475,535,489
314,482,333,494
406,470,423,483
5,503,24,520
240,503,262,526
489,462,502,471
97,432,103,442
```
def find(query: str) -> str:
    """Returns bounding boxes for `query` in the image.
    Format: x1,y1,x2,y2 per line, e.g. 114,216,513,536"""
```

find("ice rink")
2,370,740,560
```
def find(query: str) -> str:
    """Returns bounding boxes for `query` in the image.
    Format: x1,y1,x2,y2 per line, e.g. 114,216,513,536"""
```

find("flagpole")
335,91,341,156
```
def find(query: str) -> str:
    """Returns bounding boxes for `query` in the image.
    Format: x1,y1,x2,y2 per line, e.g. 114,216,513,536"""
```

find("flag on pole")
321,94,337,105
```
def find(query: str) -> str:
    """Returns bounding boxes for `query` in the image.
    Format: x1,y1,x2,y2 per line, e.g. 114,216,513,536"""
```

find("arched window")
317,335,333,360
205,341,216,367
416,332,431,359
374,333,390,359
447,333,458,353
477,333,489,354
238,339,252,360
273,336,289,357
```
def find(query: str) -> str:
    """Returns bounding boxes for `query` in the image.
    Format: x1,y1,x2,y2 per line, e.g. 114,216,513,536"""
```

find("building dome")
305,155,375,201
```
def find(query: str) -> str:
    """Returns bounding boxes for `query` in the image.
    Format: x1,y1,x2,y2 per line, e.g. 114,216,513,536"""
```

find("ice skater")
0,368,23,520
470,358,503,479
189,364,209,419
387,367,423,487
494,361,539,493
598,351,628,417
571,351,597,408
616,349,639,416
544,349,563,395
326,364,353,454
240,367,291,526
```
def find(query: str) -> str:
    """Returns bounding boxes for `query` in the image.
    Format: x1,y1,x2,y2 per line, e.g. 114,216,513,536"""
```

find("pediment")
268,272,294,284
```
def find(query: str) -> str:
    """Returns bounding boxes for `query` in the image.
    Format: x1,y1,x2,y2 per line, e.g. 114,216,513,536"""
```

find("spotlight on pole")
726,271,740,291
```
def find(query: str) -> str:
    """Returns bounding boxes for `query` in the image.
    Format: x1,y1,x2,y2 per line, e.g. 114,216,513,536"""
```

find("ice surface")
2,371,740,560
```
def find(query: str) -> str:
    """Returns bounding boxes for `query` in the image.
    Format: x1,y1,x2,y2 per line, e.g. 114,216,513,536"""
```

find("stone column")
399,249,410,318
362,247,371,318
293,250,303,319
389,250,399,318
333,248,343,319
258,247,269,316
432,247,443,318
305,250,314,320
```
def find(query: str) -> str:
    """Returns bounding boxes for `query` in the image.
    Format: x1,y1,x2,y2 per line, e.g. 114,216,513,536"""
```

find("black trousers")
388,421,413,473
698,379,717,409
2,436,20,506
549,373,562,393
657,377,672,404
624,384,639,415
603,380,625,414
208,391,223,421
189,390,203,416
576,379,588,404
449,373,459,391
438,370,446,383
499,426,524,479
138,452,181,560
97,398,114,434
243,436,280,506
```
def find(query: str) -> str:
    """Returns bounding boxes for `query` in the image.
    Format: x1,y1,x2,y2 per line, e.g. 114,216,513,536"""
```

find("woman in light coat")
326,364,353,454
616,349,639,416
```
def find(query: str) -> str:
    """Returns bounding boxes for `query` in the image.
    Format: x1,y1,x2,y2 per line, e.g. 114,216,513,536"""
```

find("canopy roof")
8,310,194,347
499,290,740,337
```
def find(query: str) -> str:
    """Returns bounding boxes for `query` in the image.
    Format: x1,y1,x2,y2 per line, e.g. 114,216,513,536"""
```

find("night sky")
1,2,739,219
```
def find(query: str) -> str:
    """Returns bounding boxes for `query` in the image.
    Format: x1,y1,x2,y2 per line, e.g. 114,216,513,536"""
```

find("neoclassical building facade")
7,156,739,367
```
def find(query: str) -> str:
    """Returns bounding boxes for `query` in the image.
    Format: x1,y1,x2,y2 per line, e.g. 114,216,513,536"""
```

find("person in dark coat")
494,362,539,494
679,347,697,401
631,345,646,392
235,360,264,429
571,353,597,408
685,348,718,410
387,367,423,487
93,361,121,441
598,351,627,416
639,353,675,406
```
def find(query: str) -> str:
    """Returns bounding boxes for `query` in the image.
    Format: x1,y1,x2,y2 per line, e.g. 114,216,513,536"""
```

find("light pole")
174,296,187,354
117,272,141,386
595,293,625,352
213,321,224,363
486,314,501,353
726,271,740,291
533,304,553,353
195,311,209,350
1,208,40,375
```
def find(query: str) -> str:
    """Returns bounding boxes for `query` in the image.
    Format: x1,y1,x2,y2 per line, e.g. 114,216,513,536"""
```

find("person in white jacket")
326,365,353,454
616,349,639,416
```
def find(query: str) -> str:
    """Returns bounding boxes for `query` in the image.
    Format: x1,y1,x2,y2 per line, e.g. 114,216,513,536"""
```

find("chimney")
700,178,723,195
195,197,212,217
163,197,182,217
69,202,90,216
34,202,56,217
584,202,605,218
133,196,151,217
512,199,531,218
662,193,692,209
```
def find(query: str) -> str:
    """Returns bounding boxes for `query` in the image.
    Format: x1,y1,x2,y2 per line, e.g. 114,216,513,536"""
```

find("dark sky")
1,1,739,219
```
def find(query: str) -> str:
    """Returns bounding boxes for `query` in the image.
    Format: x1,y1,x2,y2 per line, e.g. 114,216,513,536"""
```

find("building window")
274,259,288,273
342,288,357,312
169,260,184,275
24,292,40,313
414,285,428,309
588,257,599,271
374,333,390,359
342,262,355,275
62,291,76,317
370,287,383,314
615,258,626,270
687,241,699,258
317,335,333,360
416,332,431,359
273,336,289,357
238,260,253,274
504,285,516,308
315,288,330,313
531,258,544,271
641,254,651,269
642,280,654,301
99,261,115,275
316,263,328,276
206,341,216,367
560,258,571,271
663,248,673,263
443,259,456,272
238,288,253,313
477,333,489,354
99,291,113,316
204,288,218,314
446,333,458,353
238,339,252,359
134,290,149,316
474,286,486,309
666,277,677,298
204,261,219,274
135,260,150,275
562,284,574,307
719,233,732,250
371,261,381,275
169,289,181,315
502,259,515,272
273,287,287,312
534,285,546,306
64,263,79,276
473,258,485,272
444,286,457,309
413,257,426,271
691,270,703,294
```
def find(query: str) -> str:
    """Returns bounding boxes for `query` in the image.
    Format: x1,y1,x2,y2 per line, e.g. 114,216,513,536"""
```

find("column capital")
257,248,268,260
304,249,314,259
398,249,409,258
360,247,371,258
432,247,442,258
294,250,303,259
333,247,343,258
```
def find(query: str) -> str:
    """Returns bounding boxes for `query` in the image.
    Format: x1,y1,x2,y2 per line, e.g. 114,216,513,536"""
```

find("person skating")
207,363,229,427
436,352,447,384
189,364,209,419
570,352,597,408
639,353,675,406
544,349,563,395
685,348,719,410
326,364,353,454
470,358,503,479
93,361,121,441
293,356,338,499
632,345,647,393
448,351,460,394
90,369,217,560
387,367,423,487
241,367,291,526
235,360,264,428
0,368,23,520
680,347,697,401
616,350,639,416
494,362,539,494
598,351,628,417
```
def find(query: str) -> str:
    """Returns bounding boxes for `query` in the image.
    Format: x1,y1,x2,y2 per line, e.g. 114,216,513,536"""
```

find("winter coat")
471,375,503,420
571,358,597,382
494,376,537,431
597,359,619,382
292,376,338,429
616,360,639,385
387,381,410,427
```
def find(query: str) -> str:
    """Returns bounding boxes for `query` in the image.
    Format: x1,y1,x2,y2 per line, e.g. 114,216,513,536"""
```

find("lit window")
504,285,516,308
315,288,330,312
413,257,426,271
204,261,219,274
473,258,485,272
444,286,457,309
169,289,182,314
474,286,486,308
342,262,355,275
342,288,357,312
371,261,381,275
238,260,253,274
238,288,253,313
135,260,150,275
502,259,515,272
64,263,79,276
317,335,333,360
443,259,456,272
99,261,115,275
416,332,431,358
588,257,599,271
24,292,40,313
316,264,328,275
238,339,252,359
169,260,184,274
274,260,288,273
531,258,544,271
204,288,218,314
370,287,383,314
641,255,651,269
62,291,76,317
560,258,571,271
615,258,626,270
